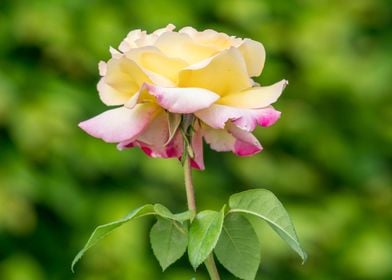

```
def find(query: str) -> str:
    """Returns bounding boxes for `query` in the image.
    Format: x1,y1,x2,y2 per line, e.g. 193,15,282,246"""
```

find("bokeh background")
1,0,391,279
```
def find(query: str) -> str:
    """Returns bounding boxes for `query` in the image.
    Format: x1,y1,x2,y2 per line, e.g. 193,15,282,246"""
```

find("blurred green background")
0,0,391,279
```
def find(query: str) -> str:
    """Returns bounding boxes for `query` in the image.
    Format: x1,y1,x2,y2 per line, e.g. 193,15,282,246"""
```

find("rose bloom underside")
79,24,287,169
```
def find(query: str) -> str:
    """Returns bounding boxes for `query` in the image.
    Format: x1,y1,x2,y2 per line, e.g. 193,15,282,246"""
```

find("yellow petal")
180,27,237,50
98,56,151,105
178,47,253,96
154,32,218,64
217,80,288,108
125,46,187,83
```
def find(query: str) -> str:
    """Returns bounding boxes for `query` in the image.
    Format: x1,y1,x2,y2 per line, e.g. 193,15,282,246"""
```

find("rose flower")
79,24,287,169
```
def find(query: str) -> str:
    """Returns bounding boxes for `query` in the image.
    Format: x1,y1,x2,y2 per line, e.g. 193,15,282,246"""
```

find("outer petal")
179,27,241,50
152,24,176,36
179,47,253,96
119,29,146,52
203,124,262,156
227,124,262,156
217,79,288,109
145,83,220,114
79,104,160,143
135,110,170,146
232,107,281,131
196,104,281,131
203,126,235,152
118,130,183,159
118,25,176,51
98,61,107,75
117,110,184,159
238,39,266,77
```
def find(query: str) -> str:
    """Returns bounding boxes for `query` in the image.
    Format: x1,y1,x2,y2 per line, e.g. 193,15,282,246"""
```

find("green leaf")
214,213,261,280
154,204,176,219
71,204,155,272
154,204,191,222
188,208,225,270
150,217,188,271
174,210,193,222
229,189,307,262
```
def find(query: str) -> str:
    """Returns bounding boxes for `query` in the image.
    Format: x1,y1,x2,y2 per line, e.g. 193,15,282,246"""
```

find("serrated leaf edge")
188,207,225,270
150,218,188,271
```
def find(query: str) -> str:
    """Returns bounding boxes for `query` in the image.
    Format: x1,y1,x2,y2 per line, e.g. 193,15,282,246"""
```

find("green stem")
204,254,221,280
184,155,196,216
183,152,221,280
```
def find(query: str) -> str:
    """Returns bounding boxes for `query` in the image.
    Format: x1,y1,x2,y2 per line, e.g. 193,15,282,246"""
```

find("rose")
79,24,287,169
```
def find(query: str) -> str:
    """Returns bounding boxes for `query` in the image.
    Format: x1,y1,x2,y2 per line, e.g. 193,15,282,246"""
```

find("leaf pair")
151,189,307,280
151,207,225,272
71,189,307,280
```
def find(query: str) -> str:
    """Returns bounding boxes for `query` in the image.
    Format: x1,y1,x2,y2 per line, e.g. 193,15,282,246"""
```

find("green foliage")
154,203,192,222
214,213,261,280
71,190,303,279
229,189,307,262
71,204,155,272
150,217,188,271
188,209,225,269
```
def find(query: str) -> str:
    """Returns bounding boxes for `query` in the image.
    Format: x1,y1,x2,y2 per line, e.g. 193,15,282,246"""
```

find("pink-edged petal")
238,39,266,77
203,124,262,156
117,111,184,159
203,126,236,153
118,130,183,159
145,83,219,113
79,104,160,143
227,124,262,156
218,79,288,109
196,104,281,131
232,107,281,131
190,122,205,170
163,131,184,158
